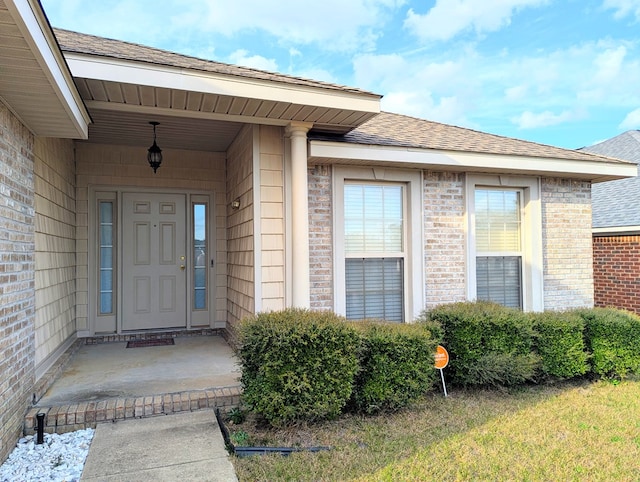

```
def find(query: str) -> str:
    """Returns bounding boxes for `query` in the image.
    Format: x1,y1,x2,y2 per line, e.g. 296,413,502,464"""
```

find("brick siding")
308,165,333,310
423,171,467,308
542,178,594,310
0,102,36,464
593,235,640,313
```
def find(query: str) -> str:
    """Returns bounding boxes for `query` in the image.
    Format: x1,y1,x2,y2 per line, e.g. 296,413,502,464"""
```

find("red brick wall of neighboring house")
593,235,640,314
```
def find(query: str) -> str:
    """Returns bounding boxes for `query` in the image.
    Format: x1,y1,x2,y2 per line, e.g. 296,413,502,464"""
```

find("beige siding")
259,126,285,312
542,178,594,309
75,143,227,333
0,102,36,464
423,171,467,308
226,126,255,330
34,137,77,372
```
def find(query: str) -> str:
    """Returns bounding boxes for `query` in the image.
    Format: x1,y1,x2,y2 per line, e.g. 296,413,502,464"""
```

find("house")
580,131,640,313
0,0,635,463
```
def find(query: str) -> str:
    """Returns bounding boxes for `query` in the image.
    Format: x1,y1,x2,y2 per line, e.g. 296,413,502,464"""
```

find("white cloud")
511,109,584,129
403,0,547,42
619,107,640,129
505,85,528,101
227,50,278,72
603,0,640,20
382,91,472,126
172,0,405,52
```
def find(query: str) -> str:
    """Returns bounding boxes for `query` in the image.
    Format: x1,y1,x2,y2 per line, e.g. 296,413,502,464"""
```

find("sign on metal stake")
434,345,449,397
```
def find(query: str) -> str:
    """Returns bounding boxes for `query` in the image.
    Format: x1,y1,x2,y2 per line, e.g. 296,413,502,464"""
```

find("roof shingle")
581,131,640,228
313,112,628,163
53,28,380,98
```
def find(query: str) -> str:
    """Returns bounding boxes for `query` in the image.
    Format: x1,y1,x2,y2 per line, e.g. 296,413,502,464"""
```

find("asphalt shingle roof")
580,131,640,228
53,29,631,171
53,29,379,98
314,111,628,163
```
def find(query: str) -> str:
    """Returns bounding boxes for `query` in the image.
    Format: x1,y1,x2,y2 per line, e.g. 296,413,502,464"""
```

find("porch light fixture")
147,121,163,173
231,198,241,210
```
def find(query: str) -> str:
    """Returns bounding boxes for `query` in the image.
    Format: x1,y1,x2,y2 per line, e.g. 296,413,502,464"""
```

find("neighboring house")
581,131,640,313
0,0,635,463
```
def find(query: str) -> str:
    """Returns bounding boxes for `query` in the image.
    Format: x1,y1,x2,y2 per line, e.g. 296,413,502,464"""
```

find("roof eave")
63,52,380,131
593,226,640,236
308,140,638,182
3,0,90,138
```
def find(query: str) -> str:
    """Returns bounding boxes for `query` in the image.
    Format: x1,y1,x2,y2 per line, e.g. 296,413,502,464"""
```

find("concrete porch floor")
25,335,243,435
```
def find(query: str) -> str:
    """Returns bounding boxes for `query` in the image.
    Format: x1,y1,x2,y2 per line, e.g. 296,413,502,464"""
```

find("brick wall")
33,137,76,377
542,178,594,310
423,171,467,308
308,165,333,310
593,235,640,313
0,102,36,464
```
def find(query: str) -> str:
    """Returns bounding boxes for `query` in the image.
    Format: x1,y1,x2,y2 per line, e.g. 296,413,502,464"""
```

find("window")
193,203,207,310
474,189,523,309
98,201,115,315
344,184,404,321
334,167,423,322
466,175,543,312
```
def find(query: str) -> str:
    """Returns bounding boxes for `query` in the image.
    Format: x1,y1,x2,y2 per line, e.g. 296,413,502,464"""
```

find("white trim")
466,174,544,312
5,0,90,138
593,226,640,236
65,55,380,113
333,166,424,321
252,125,262,312
309,141,636,183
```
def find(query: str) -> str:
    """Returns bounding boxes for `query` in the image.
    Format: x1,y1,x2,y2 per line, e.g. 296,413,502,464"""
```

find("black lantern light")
147,121,162,173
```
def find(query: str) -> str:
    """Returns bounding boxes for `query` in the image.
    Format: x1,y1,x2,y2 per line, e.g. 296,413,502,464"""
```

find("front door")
122,193,187,330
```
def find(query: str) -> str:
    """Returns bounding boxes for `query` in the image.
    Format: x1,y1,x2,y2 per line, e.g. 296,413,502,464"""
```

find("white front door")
122,193,187,330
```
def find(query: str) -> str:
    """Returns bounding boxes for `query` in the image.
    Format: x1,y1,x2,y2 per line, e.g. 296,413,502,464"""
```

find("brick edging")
24,385,242,435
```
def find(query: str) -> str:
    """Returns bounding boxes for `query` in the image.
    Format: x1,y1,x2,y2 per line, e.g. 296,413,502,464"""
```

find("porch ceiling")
81,107,245,152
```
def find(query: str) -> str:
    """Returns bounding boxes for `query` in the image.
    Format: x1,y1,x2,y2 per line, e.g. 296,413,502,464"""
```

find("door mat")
126,338,175,348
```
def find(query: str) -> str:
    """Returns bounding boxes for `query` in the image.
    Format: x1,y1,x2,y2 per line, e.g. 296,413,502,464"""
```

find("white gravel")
0,429,94,482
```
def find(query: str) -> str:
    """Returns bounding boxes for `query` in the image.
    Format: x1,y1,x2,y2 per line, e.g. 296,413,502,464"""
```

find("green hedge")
577,308,640,379
419,301,540,387
531,311,589,379
237,308,360,425
349,321,439,414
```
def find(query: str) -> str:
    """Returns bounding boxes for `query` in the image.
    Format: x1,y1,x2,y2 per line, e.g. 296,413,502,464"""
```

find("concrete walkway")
81,410,238,481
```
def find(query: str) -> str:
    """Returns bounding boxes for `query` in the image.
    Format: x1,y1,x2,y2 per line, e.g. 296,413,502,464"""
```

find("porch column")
286,122,312,308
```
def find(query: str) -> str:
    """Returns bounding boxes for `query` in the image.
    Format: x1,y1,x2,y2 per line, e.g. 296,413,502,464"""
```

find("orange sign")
434,345,449,369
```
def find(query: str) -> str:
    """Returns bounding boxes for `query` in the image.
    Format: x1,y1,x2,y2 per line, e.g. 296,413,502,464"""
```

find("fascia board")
308,141,638,181
6,0,90,138
593,226,640,235
65,55,381,114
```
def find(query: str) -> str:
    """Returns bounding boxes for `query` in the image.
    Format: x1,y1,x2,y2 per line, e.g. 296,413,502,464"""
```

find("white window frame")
466,174,544,311
333,166,424,321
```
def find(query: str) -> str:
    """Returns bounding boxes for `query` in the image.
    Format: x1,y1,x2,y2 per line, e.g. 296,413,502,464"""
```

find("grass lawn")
230,379,640,481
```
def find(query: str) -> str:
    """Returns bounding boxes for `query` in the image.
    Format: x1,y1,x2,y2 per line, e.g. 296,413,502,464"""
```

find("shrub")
349,321,439,414
577,308,640,379
420,301,540,387
237,308,359,425
531,311,589,379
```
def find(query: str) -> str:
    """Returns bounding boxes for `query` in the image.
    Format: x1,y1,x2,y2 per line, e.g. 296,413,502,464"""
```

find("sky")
39,0,640,150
